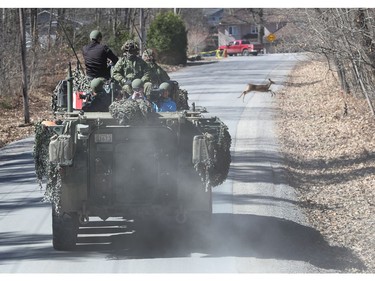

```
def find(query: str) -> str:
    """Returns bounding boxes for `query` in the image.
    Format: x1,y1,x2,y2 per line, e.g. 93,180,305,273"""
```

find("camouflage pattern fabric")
33,122,62,213
176,88,190,110
34,122,55,186
146,62,170,86
112,55,150,95
194,122,231,188
73,69,91,92
109,98,151,125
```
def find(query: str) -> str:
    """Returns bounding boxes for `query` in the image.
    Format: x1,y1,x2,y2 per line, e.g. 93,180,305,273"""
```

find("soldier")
82,78,111,112
152,82,177,112
142,49,170,97
82,30,118,80
112,40,150,98
129,79,146,100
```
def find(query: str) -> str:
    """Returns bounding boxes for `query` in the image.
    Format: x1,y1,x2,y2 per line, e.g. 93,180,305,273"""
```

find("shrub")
147,11,187,65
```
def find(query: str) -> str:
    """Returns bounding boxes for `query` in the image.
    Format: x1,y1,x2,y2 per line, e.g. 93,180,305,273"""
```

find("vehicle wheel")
52,205,79,250
242,49,250,56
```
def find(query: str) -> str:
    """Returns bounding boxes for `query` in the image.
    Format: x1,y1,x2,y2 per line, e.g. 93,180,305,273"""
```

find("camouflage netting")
73,69,90,92
44,162,62,214
33,122,62,213
176,88,189,110
33,122,54,185
109,99,150,125
195,123,232,188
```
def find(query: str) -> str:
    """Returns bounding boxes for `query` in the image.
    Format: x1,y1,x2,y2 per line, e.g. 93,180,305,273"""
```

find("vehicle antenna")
56,16,85,75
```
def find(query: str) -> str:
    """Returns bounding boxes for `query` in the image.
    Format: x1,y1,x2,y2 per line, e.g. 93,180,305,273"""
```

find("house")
203,8,224,28
201,8,224,51
36,10,83,34
216,9,288,48
26,10,83,48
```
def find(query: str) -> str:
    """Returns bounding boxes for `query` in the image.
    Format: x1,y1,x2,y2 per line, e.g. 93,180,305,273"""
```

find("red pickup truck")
218,39,264,56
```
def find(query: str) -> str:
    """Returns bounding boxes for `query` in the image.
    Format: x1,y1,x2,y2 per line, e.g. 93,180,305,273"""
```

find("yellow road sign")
267,33,276,42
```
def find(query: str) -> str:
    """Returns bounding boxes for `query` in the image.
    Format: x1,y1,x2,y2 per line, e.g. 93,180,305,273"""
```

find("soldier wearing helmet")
82,78,111,112
82,30,118,80
142,49,170,98
152,82,176,112
129,79,146,100
112,39,150,98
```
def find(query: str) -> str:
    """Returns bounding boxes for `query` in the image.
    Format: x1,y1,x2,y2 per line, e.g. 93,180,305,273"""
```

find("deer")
238,79,276,102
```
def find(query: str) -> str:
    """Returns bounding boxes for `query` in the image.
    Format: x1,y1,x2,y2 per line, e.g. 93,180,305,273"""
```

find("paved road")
0,54,354,273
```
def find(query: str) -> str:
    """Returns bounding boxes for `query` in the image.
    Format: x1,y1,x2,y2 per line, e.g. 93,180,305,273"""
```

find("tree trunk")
258,9,264,44
19,8,30,124
351,54,375,116
139,8,145,54
47,8,53,50
30,8,38,48
112,8,118,37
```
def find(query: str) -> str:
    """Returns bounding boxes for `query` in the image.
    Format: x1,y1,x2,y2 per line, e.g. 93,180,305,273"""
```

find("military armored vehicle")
34,64,231,251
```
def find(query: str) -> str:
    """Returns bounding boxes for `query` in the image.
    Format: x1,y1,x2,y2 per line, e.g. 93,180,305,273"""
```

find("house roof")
37,9,83,26
203,8,224,17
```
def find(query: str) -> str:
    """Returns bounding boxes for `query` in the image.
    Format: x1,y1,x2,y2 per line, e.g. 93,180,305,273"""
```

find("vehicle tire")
242,49,250,56
52,205,79,250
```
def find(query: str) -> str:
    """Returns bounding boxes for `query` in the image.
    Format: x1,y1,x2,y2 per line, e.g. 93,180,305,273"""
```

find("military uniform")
142,49,170,96
111,40,150,97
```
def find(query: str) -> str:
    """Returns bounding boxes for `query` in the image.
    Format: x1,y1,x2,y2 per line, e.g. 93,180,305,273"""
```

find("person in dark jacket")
82,30,118,80
82,78,111,112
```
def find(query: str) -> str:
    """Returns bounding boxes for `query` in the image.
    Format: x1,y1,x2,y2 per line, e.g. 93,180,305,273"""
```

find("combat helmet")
159,82,170,91
121,39,139,54
90,78,104,93
90,30,102,41
131,78,144,90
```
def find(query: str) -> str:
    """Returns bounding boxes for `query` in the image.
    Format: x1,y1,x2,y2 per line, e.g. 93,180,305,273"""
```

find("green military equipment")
34,62,231,251
159,82,170,91
90,30,102,41
90,78,104,92
131,78,143,89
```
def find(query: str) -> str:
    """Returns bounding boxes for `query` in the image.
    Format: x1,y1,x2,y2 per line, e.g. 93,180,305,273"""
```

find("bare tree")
186,26,209,54
18,8,30,124
268,8,375,115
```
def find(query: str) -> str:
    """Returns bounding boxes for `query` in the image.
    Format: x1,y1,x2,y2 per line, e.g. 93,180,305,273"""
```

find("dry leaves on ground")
277,59,375,273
